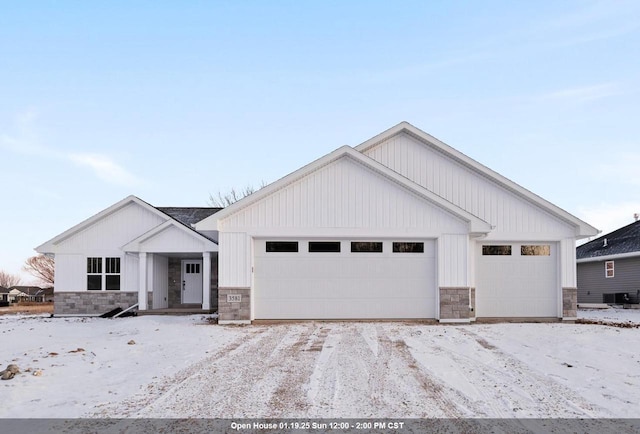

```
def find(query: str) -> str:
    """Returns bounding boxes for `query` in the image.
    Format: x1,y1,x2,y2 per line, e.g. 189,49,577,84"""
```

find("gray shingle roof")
156,207,222,227
577,220,640,259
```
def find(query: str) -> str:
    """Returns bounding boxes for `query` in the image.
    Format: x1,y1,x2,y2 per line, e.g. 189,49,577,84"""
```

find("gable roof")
196,145,493,235
0,286,9,294
122,219,218,252
36,195,172,253
577,220,640,261
355,122,599,238
36,196,221,254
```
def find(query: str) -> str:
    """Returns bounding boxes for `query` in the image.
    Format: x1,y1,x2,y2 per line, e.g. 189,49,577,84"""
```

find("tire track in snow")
449,327,611,417
385,328,477,418
104,325,312,418
266,323,324,417
91,327,264,417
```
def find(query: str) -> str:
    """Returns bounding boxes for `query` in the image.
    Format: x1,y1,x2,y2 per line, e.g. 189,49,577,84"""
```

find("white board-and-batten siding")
362,133,575,239
219,156,468,235
133,225,211,253
218,232,252,288
50,202,166,253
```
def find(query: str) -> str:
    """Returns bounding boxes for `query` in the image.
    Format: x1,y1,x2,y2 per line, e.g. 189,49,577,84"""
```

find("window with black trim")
605,261,614,278
266,241,298,252
87,257,120,290
309,241,341,253
521,245,550,256
393,242,424,253
105,257,121,290
482,245,512,255
351,242,383,253
87,257,102,290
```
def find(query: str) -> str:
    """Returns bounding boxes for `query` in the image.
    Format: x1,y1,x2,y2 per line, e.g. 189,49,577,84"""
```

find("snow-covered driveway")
101,321,638,419
2,311,639,419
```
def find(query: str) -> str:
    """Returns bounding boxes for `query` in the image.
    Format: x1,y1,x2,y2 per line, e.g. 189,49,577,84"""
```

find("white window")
605,261,614,278
87,257,121,290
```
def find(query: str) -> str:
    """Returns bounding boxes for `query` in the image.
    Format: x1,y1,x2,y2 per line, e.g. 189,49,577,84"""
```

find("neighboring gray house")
577,218,640,304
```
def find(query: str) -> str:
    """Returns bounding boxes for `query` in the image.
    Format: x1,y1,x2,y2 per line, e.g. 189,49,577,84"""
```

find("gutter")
577,251,640,263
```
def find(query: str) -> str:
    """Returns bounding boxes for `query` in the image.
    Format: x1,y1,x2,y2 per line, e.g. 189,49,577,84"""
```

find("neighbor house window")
482,245,512,255
351,242,383,253
309,241,341,253
266,241,298,252
521,245,551,256
605,261,614,278
393,242,424,253
87,257,121,290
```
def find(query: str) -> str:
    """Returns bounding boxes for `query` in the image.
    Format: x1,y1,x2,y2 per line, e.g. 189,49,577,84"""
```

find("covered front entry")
475,242,559,317
253,238,436,319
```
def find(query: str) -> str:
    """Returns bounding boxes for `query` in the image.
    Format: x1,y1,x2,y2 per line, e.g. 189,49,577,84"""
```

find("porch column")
202,252,211,310
138,252,147,310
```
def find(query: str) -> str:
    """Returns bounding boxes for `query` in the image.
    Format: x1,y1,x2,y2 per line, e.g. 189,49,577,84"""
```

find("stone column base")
218,288,251,323
562,287,578,320
439,287,471,323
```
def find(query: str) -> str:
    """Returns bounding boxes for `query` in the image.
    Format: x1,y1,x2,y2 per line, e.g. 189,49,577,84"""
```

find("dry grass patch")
0,302,54,316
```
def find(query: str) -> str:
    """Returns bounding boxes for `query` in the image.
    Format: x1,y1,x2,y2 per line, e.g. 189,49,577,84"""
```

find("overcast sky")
2,1,639,283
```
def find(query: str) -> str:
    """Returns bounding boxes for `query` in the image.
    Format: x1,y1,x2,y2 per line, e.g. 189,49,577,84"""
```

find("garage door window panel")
266,241,299,252
393,242,424,253
309,241,341,253
521,245,550,256
482,245,512,255
351,242,383,253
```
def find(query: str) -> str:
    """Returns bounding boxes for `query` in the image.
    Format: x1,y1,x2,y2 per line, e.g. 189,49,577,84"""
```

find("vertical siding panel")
361,135,575,238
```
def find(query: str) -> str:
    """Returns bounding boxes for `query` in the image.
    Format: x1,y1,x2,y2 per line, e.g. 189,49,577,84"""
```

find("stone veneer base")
54,292,138,316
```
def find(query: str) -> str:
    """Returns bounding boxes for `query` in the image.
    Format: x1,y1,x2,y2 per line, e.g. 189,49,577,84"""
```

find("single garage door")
253,239,436,319
476,243,558,317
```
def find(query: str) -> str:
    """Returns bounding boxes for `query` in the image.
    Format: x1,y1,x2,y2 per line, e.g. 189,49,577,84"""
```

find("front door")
182,260,203,304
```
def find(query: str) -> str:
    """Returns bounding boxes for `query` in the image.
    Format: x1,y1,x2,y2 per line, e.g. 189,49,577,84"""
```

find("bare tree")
208,182,266,207
0,271,21,288
23,255,55,285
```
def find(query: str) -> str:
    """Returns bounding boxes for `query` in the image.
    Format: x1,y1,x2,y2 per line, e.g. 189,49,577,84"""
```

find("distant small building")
577,219,640,304
7,286,51,303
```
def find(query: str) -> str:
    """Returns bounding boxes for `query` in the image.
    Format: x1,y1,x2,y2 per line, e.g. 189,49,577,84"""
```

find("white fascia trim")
355,122,599,238
577,251,640,263
196,145,492,234
35,195,171,253
122,220,218,252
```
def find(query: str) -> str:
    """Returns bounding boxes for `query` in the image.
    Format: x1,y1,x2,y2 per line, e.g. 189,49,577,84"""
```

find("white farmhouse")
37,122,598,322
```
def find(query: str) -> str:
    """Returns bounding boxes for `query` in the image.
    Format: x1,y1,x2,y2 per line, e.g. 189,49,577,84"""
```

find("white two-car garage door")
253,239,436,319
476,243,558,317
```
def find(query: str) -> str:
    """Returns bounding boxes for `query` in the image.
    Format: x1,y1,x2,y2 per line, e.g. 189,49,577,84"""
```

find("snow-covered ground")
1,308,639,421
